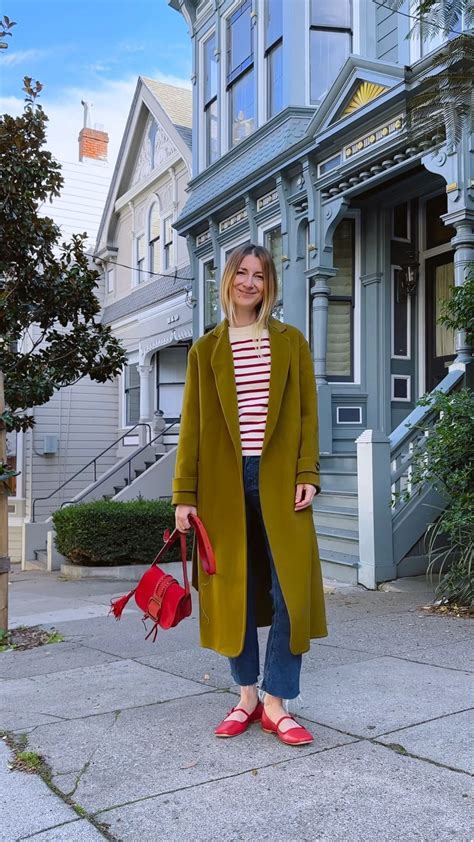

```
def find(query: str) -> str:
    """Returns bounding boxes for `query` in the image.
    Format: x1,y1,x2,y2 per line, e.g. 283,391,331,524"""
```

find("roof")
101,264,192,324
141,78,192,150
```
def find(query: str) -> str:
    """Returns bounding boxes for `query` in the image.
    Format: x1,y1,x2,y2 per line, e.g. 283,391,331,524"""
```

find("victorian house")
18,79,193,571
168,0,473,587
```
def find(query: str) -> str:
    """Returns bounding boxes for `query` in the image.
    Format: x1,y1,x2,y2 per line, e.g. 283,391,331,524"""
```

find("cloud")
0,70,191,169
1,48,45,67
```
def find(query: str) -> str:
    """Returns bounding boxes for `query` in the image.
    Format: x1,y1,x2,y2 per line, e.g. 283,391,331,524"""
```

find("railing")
356,366,465,588
390,369,464,520
57,419,180,511
31,420,178,521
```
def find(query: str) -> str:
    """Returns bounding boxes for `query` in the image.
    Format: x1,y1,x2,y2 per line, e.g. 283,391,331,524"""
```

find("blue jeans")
228,455,302,700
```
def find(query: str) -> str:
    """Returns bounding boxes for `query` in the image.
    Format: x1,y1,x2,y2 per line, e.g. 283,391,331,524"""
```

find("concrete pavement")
1,565,472,841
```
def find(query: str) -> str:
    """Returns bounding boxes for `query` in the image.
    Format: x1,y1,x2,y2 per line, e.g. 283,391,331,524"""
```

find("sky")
0,0,191,166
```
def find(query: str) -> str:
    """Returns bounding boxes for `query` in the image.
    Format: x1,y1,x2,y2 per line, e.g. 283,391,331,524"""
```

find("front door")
425,252,456,390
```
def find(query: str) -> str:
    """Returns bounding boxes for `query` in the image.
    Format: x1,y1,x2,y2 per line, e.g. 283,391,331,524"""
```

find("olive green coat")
171,316,328,657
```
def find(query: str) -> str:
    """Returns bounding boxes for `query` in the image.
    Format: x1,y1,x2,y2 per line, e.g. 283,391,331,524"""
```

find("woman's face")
231,254,265,313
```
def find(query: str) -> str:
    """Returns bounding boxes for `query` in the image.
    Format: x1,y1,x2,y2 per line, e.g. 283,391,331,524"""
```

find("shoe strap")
276,714,300,730
229,706,251,719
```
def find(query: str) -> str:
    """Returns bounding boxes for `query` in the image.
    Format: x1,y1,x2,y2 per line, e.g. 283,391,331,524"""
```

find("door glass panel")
435,262,455,357
425,194,455,249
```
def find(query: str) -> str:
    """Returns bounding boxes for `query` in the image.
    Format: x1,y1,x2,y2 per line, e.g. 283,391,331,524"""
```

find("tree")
0,34,127,631
376,1,473,151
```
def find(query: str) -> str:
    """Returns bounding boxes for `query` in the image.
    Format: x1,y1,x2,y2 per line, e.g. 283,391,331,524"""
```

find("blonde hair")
220,244,278,356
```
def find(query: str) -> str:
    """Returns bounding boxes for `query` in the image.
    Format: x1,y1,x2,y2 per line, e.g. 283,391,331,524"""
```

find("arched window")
149,203,161,276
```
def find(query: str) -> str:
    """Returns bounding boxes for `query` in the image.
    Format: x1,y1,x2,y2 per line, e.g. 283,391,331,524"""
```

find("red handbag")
109,513,215,642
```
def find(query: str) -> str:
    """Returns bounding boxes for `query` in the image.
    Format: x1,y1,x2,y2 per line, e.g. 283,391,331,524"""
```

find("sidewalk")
1,565,472,842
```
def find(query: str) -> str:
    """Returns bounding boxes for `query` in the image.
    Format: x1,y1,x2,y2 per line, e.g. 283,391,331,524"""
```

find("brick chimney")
79,100,108,162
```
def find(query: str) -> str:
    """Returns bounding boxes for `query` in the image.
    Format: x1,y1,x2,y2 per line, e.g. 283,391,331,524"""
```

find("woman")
172,244,327,746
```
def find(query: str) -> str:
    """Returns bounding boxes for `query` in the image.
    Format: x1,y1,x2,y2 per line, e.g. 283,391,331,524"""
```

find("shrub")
408,388,474,607
52,499,192,566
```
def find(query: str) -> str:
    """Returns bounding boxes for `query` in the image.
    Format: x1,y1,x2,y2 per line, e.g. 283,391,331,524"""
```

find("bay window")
310,0,352,104
204,33,218,165
227,0,255,146
265,0,283,118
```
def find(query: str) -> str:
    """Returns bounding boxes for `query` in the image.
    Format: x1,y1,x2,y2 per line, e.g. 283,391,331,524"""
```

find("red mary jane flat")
261,708,314,746
214,701,264,738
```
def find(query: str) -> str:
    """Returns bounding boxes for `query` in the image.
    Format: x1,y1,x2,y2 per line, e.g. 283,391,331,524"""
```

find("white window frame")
147,197,162,279
221,0,257,155
391,374,411,403
307,0,354,106
391,265,412,360
336,406,363,425
162,214,175,271
106,264,115,294
199,256,219,335
199,27,218,172
122,358,141,430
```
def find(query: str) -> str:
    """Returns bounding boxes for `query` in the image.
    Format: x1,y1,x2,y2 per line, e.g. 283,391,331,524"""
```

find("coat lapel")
210,320,241,463
263,319,291,454
210,317,291,464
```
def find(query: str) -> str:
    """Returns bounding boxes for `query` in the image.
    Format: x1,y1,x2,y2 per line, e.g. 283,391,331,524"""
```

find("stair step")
34,549,48,564
144,461,153,470
24,555,48,572
317,525,359,556
134,469,144,478
317,490,358,509
320,549,360,584
113,486,125,495
320,470,358,491
313,505,358,531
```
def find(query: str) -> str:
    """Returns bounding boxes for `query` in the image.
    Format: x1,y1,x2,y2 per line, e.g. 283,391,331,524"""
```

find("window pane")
266,0,283,48
332,219,354,296
264,226,283,317
393,269,408,357
231,69,255,146
268,40,283,117
205,99,218,164
228,0,252,78
204,262,218,327
149,205,160,242
125,365,140,426
327,301,351,377
310,29,351,102
311,0,351,27
204,33,217,103
435,262,455,357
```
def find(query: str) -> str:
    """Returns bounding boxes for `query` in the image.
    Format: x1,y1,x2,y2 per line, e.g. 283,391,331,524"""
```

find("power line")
372,0,464,35
91,257,194,283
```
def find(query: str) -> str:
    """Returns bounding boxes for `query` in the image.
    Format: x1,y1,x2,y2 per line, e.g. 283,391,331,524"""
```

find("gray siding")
24,377,120,521
376,4,399,63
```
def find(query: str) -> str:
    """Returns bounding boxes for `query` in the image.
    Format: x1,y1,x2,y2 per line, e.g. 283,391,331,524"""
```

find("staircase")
23,421,180,572
314,454,360,584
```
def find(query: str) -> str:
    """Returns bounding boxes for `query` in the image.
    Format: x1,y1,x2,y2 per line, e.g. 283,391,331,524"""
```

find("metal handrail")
32,421,155,521
57,419,180,511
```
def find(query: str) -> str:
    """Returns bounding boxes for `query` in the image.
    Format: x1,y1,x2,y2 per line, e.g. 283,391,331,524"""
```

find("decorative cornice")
341,81,389,118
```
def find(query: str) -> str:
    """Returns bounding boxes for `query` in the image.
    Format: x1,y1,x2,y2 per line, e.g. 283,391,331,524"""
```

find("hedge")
52,499,193,566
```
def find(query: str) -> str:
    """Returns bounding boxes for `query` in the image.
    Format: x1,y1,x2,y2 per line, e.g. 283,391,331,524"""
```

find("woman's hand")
175,504,197,532
294,484,318,511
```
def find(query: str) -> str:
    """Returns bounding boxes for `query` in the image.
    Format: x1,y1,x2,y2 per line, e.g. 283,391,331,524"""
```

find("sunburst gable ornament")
341,81,389,117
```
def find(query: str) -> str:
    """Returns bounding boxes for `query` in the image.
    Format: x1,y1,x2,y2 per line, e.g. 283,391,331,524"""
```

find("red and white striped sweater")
228,325,271,456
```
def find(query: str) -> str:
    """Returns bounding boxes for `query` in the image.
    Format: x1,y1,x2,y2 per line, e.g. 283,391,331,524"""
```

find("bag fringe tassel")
109,589,136,620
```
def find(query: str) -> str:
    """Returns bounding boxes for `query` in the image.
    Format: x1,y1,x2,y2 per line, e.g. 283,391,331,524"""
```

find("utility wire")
91,257,194,283
371,0,464,35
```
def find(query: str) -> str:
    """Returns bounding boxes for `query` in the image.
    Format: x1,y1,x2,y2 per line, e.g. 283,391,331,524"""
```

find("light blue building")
170,0,473,586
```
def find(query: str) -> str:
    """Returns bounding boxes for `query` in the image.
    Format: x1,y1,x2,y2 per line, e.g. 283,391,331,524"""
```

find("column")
441,209,474,367
309,269,334,454
138,363,153,444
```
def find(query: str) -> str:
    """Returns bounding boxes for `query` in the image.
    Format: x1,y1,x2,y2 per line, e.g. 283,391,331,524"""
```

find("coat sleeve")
171,345,199,507
296,334,321,491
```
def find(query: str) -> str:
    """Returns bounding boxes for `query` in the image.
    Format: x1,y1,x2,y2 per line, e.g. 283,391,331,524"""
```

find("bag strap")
188,513,216,575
